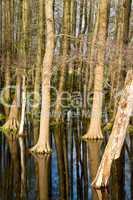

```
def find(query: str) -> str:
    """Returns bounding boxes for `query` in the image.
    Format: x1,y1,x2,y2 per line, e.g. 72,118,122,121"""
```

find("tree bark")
92,70,133,188
82,0,109,139
30,0,54,153
88,3,99,93
19,75,26,136
2,75,21,133
4,0,12,115
33,0,44,143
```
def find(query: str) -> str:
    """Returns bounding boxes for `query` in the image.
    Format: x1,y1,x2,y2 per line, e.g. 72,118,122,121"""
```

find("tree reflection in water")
0,120,132,200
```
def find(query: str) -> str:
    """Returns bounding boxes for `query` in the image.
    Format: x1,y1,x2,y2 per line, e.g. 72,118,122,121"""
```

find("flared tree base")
2,118,19,134
30,142,52,154
82,128,103,140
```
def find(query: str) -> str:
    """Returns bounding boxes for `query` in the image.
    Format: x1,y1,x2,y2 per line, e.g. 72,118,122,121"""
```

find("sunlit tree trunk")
30,0,54,153
82,0,109,139
92,70,133,188
19,75,26,136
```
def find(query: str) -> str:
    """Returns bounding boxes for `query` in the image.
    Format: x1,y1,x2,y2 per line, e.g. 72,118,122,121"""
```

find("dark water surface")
0,120,133,200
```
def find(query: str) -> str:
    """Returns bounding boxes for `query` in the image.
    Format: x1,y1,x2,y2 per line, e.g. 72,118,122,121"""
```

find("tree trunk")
92,70,133,188
110,0,132,116
30,0,54,153
88,3,99,93
19,75,26,136
33,0,44,143
4,0,12,115
55,0,70,122
82,0,109,139
2,75,21,133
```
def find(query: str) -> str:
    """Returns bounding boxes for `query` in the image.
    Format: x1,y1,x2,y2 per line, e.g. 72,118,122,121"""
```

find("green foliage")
0,126,18,136
104,122,113,132
0,114,6,121
128,125,133,134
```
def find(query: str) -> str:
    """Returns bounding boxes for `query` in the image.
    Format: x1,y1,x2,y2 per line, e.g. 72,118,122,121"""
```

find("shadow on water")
0,118,132,200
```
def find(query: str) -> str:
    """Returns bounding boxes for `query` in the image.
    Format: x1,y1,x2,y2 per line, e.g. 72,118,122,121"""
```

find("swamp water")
0,119,132,200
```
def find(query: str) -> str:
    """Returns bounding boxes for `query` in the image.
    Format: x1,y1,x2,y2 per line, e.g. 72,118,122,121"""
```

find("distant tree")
55,0,70,122
3,0,12,115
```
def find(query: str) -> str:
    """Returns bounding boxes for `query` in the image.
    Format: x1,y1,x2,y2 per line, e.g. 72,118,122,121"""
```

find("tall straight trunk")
4,0,12,115
88,8,99,93
19,75,26,136
82,0,109,139
18,76,27,199
55,0,70,121
78,0,84,34
33,0,44,110
84,1,99,112
92,70,133,188
21,0,29,64
30,0,54,153
110,0,132,114
33,0,44,143
70,0,77,37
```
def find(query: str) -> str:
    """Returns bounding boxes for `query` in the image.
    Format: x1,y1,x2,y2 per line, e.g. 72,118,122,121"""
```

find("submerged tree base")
30,142,52,154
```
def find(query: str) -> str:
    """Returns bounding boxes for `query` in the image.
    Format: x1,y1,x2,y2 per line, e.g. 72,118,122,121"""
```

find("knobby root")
82,132,103,140
30,142,52,154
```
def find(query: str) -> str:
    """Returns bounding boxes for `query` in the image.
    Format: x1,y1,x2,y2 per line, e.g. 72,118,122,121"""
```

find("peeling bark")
92,70,133,188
